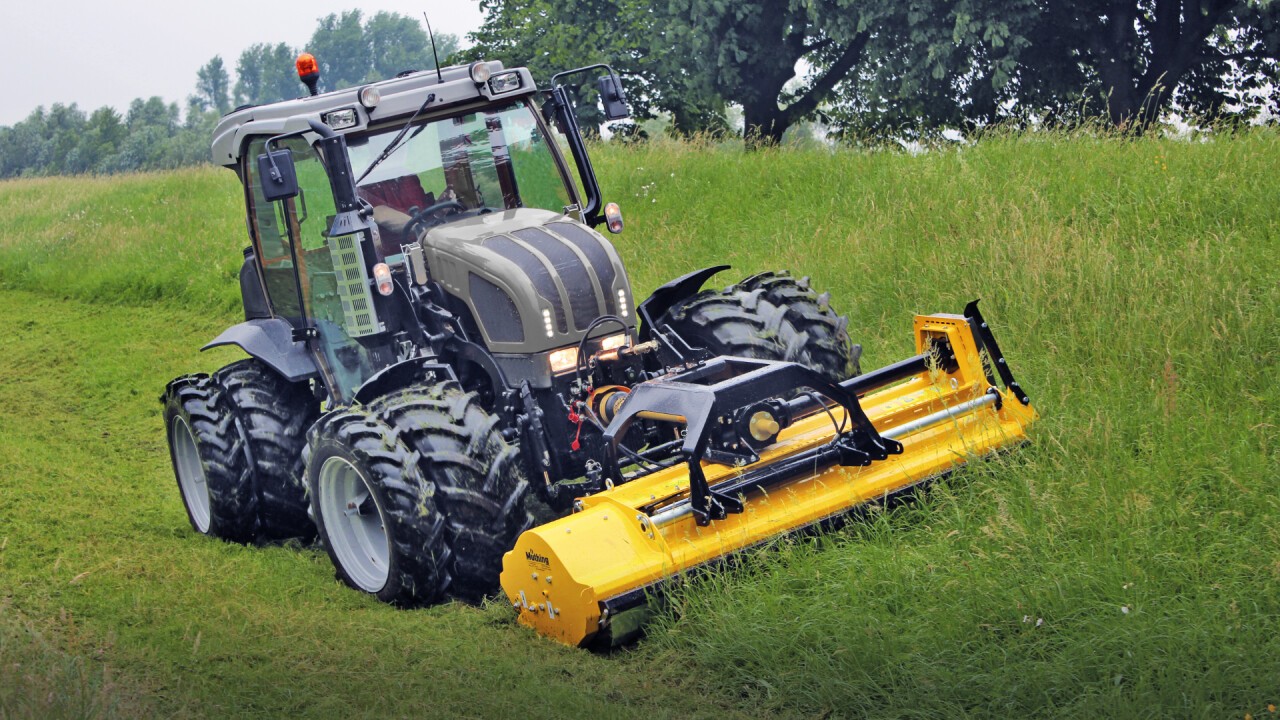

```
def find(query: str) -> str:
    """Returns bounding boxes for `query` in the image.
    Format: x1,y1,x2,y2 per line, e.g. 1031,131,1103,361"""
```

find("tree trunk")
743,101,788,147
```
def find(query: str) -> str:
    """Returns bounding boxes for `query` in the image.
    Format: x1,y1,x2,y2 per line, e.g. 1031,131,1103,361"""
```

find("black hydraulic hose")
573,315,629,389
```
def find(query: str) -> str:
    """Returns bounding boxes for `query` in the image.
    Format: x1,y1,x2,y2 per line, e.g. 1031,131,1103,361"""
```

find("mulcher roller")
501,301,1038,647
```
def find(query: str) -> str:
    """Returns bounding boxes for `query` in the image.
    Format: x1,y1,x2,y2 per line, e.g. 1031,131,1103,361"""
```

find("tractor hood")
422,208,634,354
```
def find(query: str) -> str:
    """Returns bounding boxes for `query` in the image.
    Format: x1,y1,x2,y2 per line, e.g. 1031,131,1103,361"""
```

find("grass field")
1,131,1277,718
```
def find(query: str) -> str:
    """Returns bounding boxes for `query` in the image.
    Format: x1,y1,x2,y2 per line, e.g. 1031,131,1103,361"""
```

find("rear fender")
202,319,318,383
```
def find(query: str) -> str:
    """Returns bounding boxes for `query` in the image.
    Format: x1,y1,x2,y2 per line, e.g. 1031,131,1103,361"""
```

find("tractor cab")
209,59,634,406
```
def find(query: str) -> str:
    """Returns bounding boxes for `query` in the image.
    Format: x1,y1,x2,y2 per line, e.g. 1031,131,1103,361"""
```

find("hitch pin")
596,340,659,364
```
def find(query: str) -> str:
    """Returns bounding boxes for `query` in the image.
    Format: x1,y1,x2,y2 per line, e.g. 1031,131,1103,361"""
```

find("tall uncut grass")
0,129,1277,718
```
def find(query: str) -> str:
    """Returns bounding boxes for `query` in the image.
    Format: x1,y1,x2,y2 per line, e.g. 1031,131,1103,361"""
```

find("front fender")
636,265,731,342
202,319,318,383
353,357,459,406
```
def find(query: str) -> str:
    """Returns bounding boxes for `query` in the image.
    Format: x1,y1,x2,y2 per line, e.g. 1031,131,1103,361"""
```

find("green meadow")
1,131,1276,718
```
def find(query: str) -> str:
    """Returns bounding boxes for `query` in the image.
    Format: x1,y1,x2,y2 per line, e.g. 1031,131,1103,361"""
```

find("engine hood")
421,208,634,354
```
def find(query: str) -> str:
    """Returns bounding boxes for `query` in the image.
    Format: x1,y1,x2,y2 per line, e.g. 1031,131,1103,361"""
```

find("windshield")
348,100,575,252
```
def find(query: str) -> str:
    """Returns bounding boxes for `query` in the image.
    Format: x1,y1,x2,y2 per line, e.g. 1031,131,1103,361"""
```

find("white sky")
0,0,484,126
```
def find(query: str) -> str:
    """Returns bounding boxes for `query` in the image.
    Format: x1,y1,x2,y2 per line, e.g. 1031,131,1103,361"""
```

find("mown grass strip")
0,289,752,719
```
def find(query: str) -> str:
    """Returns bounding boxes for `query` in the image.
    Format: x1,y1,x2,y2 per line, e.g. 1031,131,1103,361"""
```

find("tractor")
163,54,1036,646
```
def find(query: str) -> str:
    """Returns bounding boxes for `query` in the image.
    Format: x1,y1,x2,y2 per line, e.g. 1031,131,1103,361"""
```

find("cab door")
242,135,389,403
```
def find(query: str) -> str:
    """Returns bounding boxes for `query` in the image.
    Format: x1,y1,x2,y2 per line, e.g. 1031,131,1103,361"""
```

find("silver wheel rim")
318,456,391,593
170,416,211,533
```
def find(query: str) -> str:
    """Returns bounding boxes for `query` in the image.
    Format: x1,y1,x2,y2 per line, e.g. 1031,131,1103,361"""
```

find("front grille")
469,272,524,343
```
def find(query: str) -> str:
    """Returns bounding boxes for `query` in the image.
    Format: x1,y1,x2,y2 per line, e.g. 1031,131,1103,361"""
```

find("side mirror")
597,74,630,121
257,149,299,202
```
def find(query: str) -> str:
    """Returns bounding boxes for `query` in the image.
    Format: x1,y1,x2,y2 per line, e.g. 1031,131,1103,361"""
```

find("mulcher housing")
162,53,1039,647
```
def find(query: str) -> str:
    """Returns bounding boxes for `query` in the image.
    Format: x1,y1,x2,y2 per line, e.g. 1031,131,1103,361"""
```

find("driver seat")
358,175,436,252
358,175,435,214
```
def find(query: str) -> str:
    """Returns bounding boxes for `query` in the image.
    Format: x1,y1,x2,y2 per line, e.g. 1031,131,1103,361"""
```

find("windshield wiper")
355,92,436,185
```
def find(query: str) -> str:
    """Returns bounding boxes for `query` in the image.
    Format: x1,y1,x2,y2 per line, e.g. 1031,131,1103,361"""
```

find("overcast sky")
0,1,484,126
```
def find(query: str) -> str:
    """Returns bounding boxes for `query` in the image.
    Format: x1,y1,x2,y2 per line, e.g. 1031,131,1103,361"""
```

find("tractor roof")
211,60,537,170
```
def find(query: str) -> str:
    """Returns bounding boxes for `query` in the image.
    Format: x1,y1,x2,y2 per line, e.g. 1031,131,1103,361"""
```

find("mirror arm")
548,85,605,226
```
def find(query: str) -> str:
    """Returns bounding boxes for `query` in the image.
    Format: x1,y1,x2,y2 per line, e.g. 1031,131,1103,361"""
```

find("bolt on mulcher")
162,52,1038,647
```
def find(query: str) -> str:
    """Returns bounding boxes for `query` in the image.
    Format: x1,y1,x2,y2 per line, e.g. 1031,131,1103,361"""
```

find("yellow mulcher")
502,301,1037,647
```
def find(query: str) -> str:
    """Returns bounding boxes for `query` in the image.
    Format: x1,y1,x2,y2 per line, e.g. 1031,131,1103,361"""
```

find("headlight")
469,61,492,84
599,333,628,351
322,107,357,130
548,346,579,374
488,71,523,94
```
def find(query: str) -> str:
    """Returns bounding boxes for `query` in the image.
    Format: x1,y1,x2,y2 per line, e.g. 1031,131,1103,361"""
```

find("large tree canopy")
472,0,1280,142
831,0,1280,134
464,0,727,135
308,10,459,92
1016,0,1280,126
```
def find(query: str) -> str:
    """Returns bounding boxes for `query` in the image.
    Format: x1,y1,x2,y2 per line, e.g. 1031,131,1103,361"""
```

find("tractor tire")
738,271,862,379
655,270,861,384
212,359,319,542
162,375,257,543
367,382,533,602
304,409,452,605
163,360,319,544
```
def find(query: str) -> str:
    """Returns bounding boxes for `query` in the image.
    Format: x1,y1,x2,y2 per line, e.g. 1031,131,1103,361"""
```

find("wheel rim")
170,416,211,533
318,456,391,593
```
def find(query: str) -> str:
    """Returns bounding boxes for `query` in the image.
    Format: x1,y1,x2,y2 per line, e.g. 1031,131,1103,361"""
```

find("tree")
82,106,126,171
827,0,1280,135
813,0,1038,139
193,56,232,114
308,10,370,90
234,43,302,106
656,0,879,145
1015,0,1280,127
465,0,727,136
366,11,456,79
305,11,455,90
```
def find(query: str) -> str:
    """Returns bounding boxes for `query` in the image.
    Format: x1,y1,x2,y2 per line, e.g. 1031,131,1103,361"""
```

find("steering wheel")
405,200,466,237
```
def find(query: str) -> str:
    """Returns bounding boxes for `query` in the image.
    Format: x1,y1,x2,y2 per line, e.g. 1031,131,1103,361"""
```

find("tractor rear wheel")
212,360,319,542
305,409,452,605
655,270,861,384
163,360,319,544
162,375,257,543
368,382,533,602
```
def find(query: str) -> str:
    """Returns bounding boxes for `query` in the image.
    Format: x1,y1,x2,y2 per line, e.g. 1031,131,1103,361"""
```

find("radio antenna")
423,11,444,83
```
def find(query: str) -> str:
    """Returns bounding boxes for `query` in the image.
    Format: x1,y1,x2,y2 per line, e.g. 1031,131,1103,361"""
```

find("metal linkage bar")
648,388,1001,528
964,300,1031,406
600,357,901,526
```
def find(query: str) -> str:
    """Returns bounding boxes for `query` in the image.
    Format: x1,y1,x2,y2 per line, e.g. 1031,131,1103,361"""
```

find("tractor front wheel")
305,409,452,605
368,382,533,602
